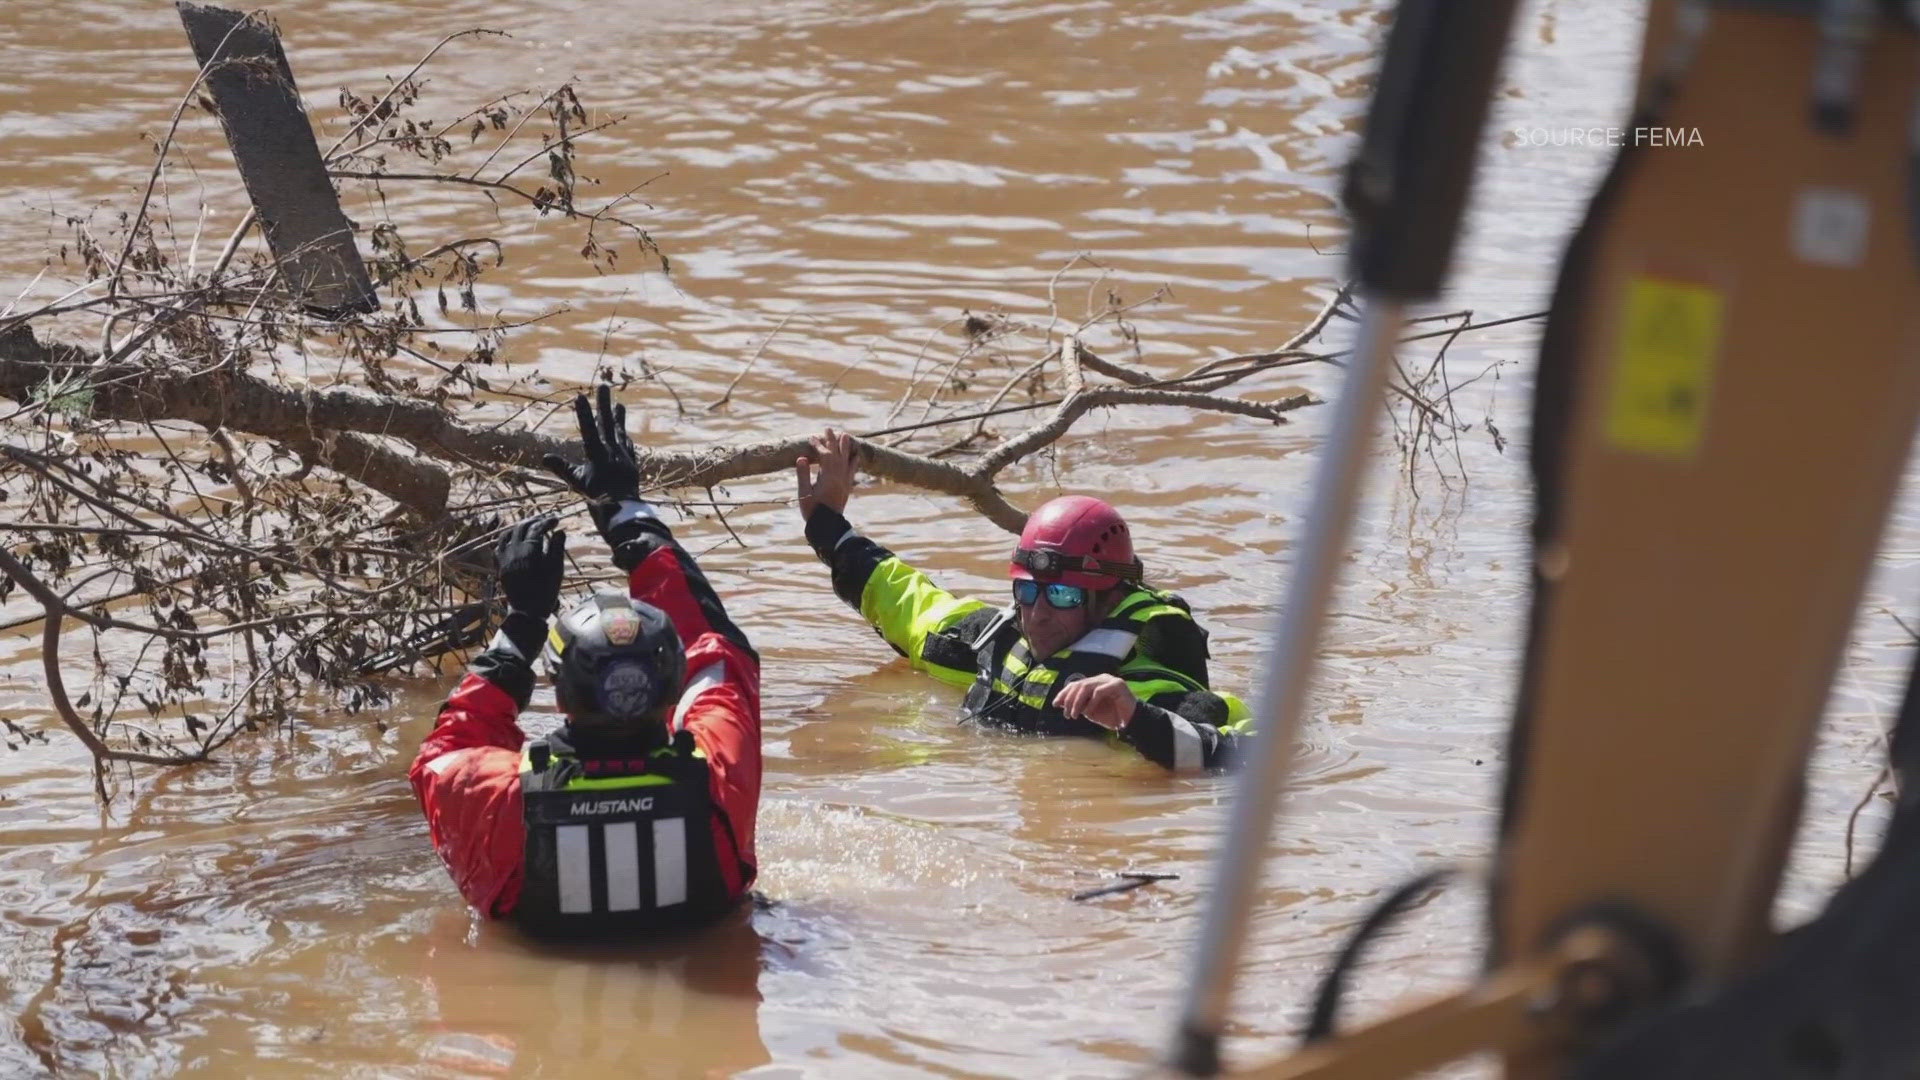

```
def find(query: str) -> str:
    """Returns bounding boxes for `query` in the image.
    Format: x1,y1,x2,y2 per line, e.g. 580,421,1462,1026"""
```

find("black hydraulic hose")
1301,866,1461,1043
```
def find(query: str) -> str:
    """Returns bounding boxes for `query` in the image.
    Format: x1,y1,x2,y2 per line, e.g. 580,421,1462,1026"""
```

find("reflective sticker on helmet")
601,660,656,717
603,607,640,646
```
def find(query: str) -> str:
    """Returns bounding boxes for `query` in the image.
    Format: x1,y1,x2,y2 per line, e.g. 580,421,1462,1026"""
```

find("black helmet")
541,590,686,731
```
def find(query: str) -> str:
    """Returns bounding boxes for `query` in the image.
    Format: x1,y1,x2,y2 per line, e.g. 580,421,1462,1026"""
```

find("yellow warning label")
1605,276,1722,458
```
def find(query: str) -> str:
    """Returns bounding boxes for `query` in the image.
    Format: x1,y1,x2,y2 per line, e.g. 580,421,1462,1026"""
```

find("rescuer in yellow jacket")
795,428,1252,772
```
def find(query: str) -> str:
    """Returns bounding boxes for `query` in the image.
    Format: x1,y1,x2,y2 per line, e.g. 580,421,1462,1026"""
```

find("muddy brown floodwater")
2,1,1917,1077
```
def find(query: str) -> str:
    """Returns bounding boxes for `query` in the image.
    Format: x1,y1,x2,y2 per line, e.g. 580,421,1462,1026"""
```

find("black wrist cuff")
608,515,673,571
468,610,547,709
804,504,854,563
498,609,549,658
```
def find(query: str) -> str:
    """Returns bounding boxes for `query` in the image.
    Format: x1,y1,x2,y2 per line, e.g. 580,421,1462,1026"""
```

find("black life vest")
958,586,1210,735
515,728,741,935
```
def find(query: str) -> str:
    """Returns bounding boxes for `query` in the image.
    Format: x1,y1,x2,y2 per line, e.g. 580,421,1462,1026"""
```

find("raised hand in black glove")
541,384,644,542
496,514,567,617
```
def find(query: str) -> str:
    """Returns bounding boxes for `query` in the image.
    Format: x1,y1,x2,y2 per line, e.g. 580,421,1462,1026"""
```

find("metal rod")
1168,296,1408,1076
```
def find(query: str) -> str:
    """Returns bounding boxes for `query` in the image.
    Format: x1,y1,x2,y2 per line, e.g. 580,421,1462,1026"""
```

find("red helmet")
1009,495,1142,589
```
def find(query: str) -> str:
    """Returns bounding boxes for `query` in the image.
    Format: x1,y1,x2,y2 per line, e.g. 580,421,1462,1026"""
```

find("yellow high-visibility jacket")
804,505,1253,772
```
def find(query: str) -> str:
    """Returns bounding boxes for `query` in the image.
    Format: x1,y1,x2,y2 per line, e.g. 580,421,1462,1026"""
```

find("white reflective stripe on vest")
670,661,727,732
653,817,688,907
1073,627,1138,659
1168,714,1205,772
603,821,642,912
555,819,693,912
556,825,594,913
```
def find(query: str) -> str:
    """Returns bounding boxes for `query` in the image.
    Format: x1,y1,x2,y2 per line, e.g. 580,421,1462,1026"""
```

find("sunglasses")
1012,579,1089,610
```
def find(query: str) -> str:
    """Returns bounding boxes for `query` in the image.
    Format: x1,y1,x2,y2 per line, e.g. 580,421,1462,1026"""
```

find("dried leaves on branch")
0,26,1520,780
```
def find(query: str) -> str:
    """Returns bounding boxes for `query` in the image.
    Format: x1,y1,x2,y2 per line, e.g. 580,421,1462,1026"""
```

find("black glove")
496,514,566,617
541,384,644,541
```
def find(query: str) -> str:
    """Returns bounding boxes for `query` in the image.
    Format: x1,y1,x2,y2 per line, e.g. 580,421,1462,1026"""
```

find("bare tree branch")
0,546,205,769
0,324,452,516
975,385,1308,483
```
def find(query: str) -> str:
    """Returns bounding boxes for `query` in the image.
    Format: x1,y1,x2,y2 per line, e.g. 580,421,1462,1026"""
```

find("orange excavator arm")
1166,3,1920,1077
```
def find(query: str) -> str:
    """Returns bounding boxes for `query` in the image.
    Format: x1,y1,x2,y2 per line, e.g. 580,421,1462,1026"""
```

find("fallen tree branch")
1,322,452,517
0,322,1042,531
